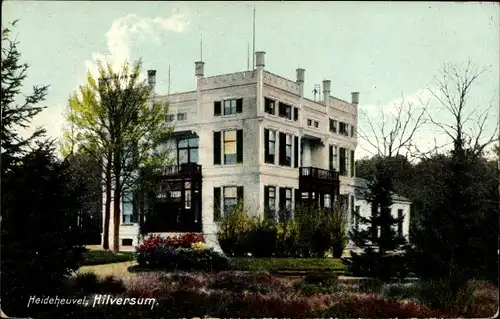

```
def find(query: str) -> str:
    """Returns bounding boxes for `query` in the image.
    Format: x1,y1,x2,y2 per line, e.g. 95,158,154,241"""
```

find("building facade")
106,51,359,251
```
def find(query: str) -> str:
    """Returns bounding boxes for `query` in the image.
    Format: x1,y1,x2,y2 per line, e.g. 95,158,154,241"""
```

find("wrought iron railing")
299,166,340,181
161,163,202,176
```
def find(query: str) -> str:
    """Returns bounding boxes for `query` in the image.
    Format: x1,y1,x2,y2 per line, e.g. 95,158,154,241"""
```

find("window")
324,194,331,208
397,209,404,237
184,181,191,209
350,150,355,177
166,114,175,122
278,102,292,120
339,122,349,136
329,118,337,133
329,145,338,170
177,137,199,166
177,112,187,121
264,129,276,164
314,121,319,128
293,107,299,121
214,98,243,116
122,239,133,246
264,186,276,219
122,192,136,224
339,147,347,176
279,132,292,166
350,125,355,137
279,187,293,220
307,119,312,126
222,186,244,217
339,194,349,213
223,130,237,164
265,97,276,115
214,130,243,165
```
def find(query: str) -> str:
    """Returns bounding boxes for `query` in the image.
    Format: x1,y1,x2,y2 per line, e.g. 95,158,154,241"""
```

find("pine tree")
348,156,407,281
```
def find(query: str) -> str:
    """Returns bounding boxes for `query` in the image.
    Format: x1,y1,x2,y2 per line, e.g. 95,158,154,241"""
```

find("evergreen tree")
348,156,407,281
1,20,84,316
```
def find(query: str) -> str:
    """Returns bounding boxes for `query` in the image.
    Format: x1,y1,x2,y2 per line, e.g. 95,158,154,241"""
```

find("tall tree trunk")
102,153,112,250
112,151,122,252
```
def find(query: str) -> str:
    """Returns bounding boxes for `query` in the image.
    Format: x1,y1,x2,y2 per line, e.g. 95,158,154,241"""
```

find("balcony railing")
299,166,339,182
161,163,202,177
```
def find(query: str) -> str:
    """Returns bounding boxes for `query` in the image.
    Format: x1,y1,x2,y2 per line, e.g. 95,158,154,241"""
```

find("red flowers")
137,233,205,254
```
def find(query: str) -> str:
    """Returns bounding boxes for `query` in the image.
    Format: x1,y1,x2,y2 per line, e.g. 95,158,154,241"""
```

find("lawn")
231,257,346,273
81,248,135,266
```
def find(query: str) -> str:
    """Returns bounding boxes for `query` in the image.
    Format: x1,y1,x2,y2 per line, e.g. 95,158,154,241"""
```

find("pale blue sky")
3,1,499,159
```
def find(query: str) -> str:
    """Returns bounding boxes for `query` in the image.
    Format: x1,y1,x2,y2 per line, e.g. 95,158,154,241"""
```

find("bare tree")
426,60,498,158
358,93,428,159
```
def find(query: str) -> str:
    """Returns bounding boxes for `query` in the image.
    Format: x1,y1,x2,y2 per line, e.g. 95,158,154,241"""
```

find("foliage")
135,233,230,272
1,20,48,169
349,156,408,281
216,203,348,258
62,59,173,251
293,272,343,295
210,272,289,295
70,272,127,295
81,250,135,266
216,202,259,256
1,21,86,317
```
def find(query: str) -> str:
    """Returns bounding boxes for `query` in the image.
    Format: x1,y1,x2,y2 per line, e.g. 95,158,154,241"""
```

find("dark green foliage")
137,243,231,272
230,257,345,272
81,250,135,266
348,156,407,281
1,146,86,316
1,21,86,317
293,272,342,295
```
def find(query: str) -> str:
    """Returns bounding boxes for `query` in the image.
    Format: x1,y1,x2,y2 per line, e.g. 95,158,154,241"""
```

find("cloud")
356,88,447,159
84,12,190,78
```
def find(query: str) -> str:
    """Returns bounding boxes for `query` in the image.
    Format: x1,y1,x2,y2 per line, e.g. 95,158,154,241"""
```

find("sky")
3,1,499,160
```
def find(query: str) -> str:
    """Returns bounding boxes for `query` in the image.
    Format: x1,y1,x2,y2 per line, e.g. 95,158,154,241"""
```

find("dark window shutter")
264,186,270,219
329,119,334,132
329,145,333,170
294,189,301,209
294,136,299,168
213,131,221,165
236,129,243,163
293,107,299,121
264,129,270,162
237,186,244,206
236,98,243,113
279,132,286,165
214,187,221,221
278,102,284,116
214,101,221,116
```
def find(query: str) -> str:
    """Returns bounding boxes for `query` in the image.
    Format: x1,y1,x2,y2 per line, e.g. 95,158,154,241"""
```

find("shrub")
318,296,447,318
210,271,289,295
275,218,301,257
69,272,126,295
137,241,231,272
217,202,258,256
247,219,278,257
293,272,342,296
166,233,205,248
357,278,385,293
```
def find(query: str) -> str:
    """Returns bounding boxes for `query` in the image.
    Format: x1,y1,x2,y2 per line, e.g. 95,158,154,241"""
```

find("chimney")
322,79,331,105
296,68,305,97
351,92,360,105
255,51,265,68
195,61,204,77
147,70,156,93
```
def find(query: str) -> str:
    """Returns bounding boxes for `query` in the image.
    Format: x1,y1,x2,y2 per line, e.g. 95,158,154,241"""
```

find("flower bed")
136,233,231,272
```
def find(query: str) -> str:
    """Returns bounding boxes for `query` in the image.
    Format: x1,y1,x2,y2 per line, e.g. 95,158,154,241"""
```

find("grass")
231,257,346,273
77,261,137,280
81,248,135,266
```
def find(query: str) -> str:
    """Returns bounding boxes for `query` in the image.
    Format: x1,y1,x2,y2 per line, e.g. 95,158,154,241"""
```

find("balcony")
299,167,339,181
299,166,340,194
160,163,202,179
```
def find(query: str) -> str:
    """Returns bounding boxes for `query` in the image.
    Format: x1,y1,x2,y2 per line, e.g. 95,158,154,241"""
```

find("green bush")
216,202,259,256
